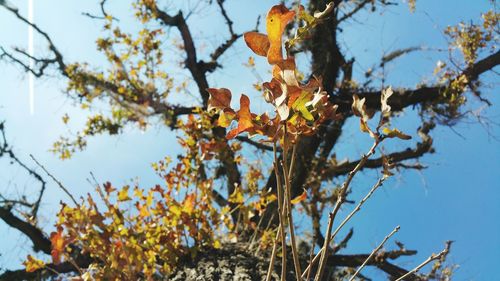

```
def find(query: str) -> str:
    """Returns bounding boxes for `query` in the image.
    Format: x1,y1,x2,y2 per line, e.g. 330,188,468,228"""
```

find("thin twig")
273,142,287,281
331,177,386,243
30,155,79,206
349,226,400,281
313,139,381,281
265,227,281,281
394,241,453,281
297,175,380,276
281,126,302,280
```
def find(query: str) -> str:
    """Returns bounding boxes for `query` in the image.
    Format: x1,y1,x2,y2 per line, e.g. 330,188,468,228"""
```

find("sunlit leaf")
118,186,131,201
227,95,254,139
382,127,412,140
24,255,45,272
266,4,296,64
228,187,244,204
183,194,196,214
50,226,66,264
243,32,270,57
292,91,314,121
217,110,236,128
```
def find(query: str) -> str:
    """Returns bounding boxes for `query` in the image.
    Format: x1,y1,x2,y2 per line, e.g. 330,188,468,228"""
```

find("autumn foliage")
0,0,497,280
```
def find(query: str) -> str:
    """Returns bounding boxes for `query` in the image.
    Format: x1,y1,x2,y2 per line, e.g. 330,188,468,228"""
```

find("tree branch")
150,5,210,105
0,254,93,281
0,206,51,254
328,252,421,281
236,136,275,151
338,0,372,23
336,50,500,114
0,2,66,74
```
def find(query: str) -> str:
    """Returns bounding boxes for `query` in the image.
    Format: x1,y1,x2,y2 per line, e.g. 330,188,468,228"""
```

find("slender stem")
348,226,400,281
331,177,386,243
288,139,298,176
30,154,79,206
304,139,381,279
273,142,287,281
306,239,315,281
282,126,302,280
394,241,452,281
314,211,335,281
265,227,282,281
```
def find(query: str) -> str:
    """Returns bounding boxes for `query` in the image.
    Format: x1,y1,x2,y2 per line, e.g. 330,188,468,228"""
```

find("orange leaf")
266,4,296,64
183,194,196,213
207,88,232,112
244,32,270,57
227,95,254,139
50,226,66,264
291,189,307,204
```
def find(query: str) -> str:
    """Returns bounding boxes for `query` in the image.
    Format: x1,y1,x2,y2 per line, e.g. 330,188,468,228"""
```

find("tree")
0,0,498,280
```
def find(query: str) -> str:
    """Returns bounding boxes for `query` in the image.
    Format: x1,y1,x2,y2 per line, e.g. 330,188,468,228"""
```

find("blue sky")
0,0,499,280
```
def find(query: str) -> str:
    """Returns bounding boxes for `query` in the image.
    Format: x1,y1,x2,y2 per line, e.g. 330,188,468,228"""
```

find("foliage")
0,0,498,280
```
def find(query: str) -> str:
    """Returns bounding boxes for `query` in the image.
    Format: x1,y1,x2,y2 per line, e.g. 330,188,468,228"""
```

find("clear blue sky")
0,1,499,280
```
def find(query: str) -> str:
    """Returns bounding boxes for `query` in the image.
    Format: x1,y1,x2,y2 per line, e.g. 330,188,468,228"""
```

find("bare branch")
327,252,421,281
0,254,93,281
322,134,433,180
29,155,79,206
0,122,46,218
236,136,275,151
150,5,210,104
0,206,51,254
394,241,453,281
338,0,372,23
0,2,67,74
339,50,500,114
314,138,381,281
82,0,118,22
349,226,400,281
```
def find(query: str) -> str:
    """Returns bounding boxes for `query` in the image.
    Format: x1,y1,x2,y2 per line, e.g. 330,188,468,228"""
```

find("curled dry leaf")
266,4,296,64
244,32,270,57
243,4,296,64
207,88,232,112
381,86,394,117
352,94,376,136
226,95,254,139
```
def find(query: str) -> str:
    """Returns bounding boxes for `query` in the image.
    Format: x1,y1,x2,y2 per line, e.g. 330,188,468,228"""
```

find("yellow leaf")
118,186,131,201
266,4,296,64
228,187,244,204
183,194,196,213
24,255,45,272
382,127,412,140
217,110,235,128
213,240,222,249
139,204,150,217
170,204,181,217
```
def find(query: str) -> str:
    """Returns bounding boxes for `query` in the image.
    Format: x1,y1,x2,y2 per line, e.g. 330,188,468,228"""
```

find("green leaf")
292,91,314,121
